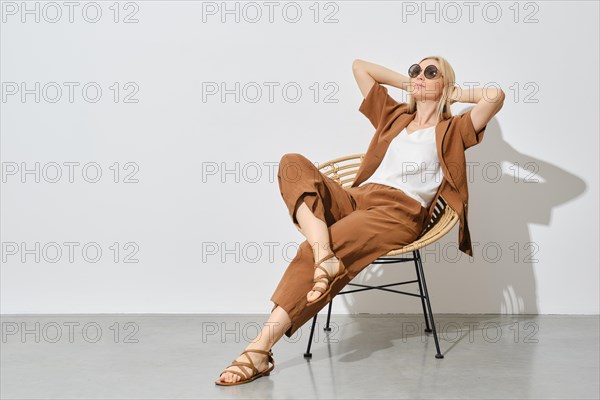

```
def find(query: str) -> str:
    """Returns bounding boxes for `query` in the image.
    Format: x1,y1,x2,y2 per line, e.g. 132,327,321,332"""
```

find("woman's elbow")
486,88,505,104
352,59,366,71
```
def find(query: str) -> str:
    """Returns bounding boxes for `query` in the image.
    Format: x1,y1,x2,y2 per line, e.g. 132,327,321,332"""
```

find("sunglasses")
408,63,443,80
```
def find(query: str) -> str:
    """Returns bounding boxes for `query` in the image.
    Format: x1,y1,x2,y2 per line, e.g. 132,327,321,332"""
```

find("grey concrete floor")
0,314,598,399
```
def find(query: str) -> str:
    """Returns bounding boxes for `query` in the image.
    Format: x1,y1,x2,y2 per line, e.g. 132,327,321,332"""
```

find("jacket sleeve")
358,81,405,129
456,108,487,150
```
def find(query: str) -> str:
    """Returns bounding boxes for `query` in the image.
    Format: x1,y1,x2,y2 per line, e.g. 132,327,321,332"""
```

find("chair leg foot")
304,314,318,360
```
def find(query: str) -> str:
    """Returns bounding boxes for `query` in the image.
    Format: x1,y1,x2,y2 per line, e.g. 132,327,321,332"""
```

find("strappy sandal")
306,251,347,306
215,348,275,386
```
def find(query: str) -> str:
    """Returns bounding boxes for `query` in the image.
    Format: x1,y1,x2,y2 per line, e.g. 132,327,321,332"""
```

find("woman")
215,56,505,385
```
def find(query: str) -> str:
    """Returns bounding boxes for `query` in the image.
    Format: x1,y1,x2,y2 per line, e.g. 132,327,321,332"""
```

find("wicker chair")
303,153,459,360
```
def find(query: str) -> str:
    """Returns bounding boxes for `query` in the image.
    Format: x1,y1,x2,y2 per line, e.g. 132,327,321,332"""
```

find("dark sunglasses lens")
408,64,421,78
424,65,438,79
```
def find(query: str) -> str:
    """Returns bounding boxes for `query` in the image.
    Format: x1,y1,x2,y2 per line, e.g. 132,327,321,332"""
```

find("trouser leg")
271,179,428,338
277,152,356,230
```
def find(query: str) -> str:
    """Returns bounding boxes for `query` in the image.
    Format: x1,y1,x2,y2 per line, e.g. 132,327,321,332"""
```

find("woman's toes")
307,288,323,302
306,290,316,302
222,372,236,383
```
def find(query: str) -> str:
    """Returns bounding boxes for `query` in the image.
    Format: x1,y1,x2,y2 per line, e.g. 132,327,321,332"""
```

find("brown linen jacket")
351,81,488,257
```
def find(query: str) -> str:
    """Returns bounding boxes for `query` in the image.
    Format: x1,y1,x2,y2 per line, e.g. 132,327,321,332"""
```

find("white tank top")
358,125,444,208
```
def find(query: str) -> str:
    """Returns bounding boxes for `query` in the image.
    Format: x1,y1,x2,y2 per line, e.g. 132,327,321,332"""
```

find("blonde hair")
407,55,456,122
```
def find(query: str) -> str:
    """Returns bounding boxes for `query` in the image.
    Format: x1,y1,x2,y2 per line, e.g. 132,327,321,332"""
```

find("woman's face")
410,59,445,101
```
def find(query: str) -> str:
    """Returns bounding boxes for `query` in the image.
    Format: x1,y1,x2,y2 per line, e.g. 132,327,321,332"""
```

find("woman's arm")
352,59,412,98
449,85,505,134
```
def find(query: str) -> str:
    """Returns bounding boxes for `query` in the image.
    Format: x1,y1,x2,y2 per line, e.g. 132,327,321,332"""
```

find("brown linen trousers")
270,152,430,338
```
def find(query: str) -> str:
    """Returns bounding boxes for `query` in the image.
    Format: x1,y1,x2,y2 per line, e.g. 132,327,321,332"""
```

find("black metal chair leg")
304,314,318,359
413,250,432,333
324,299,333,331
415,251,444,359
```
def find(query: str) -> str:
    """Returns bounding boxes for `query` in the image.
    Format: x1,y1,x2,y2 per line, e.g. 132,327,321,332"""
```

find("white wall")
2,1,598,315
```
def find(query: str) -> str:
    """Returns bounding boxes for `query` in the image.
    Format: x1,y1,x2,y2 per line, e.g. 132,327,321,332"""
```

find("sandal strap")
313,277,331,287
242,348,275,371
314,258,344,283
219,349,275,382
229,360,258,376
221,368,248,380
314,265,334,281
310,254,343,295
241,348,272,357
313,252,336,268
309,285,327,294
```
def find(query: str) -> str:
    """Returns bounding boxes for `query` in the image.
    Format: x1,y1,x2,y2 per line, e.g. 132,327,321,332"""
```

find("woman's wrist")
449,85,479,104
449,85,503,104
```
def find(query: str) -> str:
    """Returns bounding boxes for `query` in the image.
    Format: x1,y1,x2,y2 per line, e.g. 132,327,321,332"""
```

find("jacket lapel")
436,117,457,191
353,110,457,194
